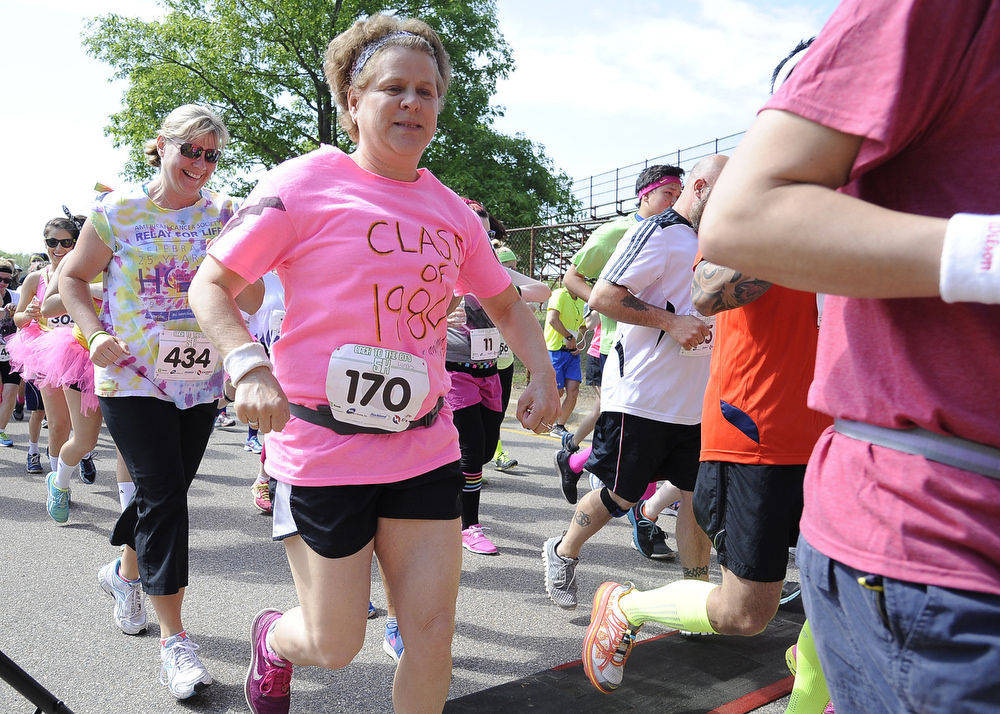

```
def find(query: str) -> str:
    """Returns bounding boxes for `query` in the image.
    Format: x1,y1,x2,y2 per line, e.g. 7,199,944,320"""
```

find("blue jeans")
797,536,1000,713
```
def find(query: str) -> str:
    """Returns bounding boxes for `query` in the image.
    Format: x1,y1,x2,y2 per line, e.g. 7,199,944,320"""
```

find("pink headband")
637,175,682,199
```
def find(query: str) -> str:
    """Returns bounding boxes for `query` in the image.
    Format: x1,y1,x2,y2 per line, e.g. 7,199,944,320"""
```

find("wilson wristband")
940,213,1000,304
223,342,272,386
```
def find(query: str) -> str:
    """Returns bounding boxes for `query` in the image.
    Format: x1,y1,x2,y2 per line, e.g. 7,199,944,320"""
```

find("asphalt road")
0,401,797,713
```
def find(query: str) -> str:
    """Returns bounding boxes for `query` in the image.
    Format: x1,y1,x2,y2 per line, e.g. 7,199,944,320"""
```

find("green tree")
82,0,576,230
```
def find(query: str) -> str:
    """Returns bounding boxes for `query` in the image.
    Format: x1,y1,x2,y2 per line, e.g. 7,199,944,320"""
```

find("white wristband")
940,213,1000,303
222,342,272,386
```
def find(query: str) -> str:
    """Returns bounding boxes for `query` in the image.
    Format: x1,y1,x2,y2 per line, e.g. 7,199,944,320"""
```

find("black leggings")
101,397,216,596
498,364,514,415
452,402,503,528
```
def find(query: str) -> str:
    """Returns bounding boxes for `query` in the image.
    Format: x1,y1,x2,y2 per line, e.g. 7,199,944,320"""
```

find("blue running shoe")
367,601,377,619
779,581,801,605
80,454,97,484
382,621,404,662
626,500,674,561
0,430,12,447
245,435,263,454
46,472,70,523
26,452,42,474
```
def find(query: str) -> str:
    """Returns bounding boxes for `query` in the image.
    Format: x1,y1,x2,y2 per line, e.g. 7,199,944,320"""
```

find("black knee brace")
599,487,629,518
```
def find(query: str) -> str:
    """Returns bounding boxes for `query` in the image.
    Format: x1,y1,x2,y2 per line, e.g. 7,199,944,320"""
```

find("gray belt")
833,418,1000,481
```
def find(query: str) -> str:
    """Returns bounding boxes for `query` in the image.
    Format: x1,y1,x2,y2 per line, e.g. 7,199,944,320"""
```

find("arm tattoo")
692,260,771,314
682,565,709,579
574,511,592,527
620,293,650,313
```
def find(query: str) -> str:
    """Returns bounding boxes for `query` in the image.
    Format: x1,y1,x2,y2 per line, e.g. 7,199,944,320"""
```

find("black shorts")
24,380,42,411
271,461,462,559
585,411,701,501
694,461,805,583
585,352,606,387
0,361,21,386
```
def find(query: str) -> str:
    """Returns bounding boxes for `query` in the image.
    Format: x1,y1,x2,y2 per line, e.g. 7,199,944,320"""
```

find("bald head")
673,154,729,231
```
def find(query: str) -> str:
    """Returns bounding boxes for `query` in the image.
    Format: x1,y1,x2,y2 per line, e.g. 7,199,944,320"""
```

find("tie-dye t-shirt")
89,185,239,408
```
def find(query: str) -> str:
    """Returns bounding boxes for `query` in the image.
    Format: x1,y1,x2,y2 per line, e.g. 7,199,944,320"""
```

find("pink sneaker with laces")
246,609,292,714
461,524,498,555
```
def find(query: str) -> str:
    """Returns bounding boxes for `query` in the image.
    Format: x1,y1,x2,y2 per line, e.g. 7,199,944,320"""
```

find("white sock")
50,453,59,473
54,457,76,490
118,481,136,511
28,441,39,456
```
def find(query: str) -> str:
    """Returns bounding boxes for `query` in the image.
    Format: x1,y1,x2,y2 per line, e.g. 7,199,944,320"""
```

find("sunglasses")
45,238,76,249
0,277,11,285
167,137,221,164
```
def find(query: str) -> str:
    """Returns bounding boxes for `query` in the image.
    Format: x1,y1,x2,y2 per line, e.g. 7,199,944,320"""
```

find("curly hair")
142,104,230,168
324,14,451,143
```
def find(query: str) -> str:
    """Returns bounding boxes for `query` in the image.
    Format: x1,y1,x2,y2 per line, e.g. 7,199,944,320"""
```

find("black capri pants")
452,403,504,473
101,396,217,596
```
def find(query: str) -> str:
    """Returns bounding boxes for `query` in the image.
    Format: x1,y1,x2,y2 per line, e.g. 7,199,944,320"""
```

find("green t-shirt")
571,212,639,354
543,287,586,351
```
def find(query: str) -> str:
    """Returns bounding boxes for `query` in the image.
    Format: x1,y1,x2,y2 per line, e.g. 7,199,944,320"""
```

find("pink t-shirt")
766,0,1000,594
209,146,510,486
587,323,602,359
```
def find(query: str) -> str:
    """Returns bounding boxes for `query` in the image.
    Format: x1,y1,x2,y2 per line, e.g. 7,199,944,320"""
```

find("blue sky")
2,0,839,256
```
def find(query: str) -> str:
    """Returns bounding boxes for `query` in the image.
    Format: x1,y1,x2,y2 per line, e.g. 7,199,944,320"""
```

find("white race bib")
153,330,219,381
469,327,501,361
325,344,431,432
679,314,715,357
48,314,74,329
0,337,8,363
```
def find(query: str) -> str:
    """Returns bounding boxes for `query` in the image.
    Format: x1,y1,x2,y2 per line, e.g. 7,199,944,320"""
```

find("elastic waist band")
833,418,1000,481
289,397,444,436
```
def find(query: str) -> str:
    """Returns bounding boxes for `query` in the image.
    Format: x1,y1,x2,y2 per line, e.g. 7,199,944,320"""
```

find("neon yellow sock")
785,620,831,714
493,439,504,460
618,579,719,633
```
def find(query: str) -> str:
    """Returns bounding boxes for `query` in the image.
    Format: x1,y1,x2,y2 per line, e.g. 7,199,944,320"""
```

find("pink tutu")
32,328,99,414
5,322,49,383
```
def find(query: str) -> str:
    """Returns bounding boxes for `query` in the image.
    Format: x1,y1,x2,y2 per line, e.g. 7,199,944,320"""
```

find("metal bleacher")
507,131,746,281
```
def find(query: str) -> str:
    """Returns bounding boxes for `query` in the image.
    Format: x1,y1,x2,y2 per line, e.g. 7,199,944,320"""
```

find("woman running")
58,103,260,700
188,15,558,714
8,217,78,508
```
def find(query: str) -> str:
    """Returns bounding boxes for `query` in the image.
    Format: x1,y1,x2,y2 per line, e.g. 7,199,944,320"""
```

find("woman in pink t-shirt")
189,14,559,714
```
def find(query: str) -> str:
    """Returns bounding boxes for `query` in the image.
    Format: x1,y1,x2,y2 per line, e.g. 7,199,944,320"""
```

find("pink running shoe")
461,524,498,555
583,581,641,694
251,479,272,514
246,609,292,714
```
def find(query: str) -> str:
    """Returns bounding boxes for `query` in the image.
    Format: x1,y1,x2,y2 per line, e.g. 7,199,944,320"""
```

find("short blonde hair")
324,15,450,143
143,104,230,168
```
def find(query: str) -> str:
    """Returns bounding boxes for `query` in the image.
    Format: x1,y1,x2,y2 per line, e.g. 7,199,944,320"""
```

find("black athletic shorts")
271,461,462,559
24,380,42,411
585,411,701,502
694,461,805,583
585,352,606,387
0,360,21,386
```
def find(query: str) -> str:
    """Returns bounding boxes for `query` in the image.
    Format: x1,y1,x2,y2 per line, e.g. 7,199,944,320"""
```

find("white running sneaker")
98,558,147,635
160,634,213,699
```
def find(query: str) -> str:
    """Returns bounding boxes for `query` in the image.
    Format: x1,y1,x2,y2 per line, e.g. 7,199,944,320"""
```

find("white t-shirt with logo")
599,210,711,425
